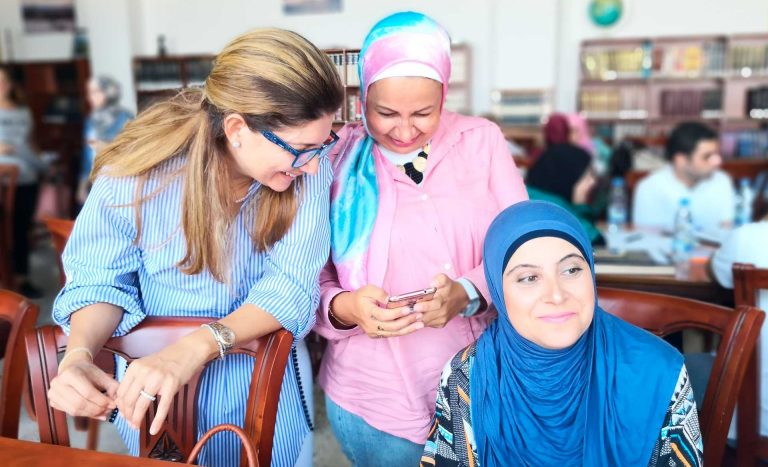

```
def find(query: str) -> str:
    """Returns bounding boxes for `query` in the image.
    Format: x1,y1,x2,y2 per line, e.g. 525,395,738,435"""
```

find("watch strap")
456,278,481,318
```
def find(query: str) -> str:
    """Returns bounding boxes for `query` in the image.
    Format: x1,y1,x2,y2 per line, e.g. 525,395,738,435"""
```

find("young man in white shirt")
631,122,735,233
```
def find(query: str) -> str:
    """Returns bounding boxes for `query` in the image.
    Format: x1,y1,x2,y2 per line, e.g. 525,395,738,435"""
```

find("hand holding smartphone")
386,287,437,309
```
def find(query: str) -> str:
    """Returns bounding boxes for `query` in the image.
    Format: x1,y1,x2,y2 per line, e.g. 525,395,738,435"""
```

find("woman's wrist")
329,292,356,329
179,329,221,365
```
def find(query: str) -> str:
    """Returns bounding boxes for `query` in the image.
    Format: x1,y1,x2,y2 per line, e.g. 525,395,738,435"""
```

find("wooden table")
0,437,171,466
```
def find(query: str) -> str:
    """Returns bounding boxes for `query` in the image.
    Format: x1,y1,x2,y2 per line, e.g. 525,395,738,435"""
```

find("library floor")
4,242,351,467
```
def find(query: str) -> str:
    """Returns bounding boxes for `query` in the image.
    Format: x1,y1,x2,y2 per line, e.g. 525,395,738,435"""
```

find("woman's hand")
116,333,215,435
332,285,424,338
48,352,119,420
413,274,470,328
0,143,15,155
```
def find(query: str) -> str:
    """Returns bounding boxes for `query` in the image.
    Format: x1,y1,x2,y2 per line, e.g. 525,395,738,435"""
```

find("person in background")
313,12,527,467
77,76,133,205
632,122,735,233
422,200,702,467
567,112,611,174
526,124,604,245
46,29,343,467
711,214,768,440
0,66,47,297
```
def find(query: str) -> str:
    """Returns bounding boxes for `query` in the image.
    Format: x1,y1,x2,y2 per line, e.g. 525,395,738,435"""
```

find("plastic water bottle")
735,178,754,227
672,198,695,279
607,177,628,233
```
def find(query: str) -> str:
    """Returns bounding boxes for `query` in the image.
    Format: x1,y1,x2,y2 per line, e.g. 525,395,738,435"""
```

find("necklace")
397,143,430,184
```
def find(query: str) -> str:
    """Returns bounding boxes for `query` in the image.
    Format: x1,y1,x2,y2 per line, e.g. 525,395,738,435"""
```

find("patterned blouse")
420,344,703,467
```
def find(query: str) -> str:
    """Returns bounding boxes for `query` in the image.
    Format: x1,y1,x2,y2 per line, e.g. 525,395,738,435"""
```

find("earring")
231,141,241,149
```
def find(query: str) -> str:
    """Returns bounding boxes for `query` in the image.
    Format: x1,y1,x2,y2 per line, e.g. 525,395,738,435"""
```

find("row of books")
721,129,768,158
652,42,726,77
746,86,768,118
490,90,550,126
581,40,767,81
134,61,182,91
327,52,360,87
729,44,768,71
659,89,722,117
579,87,648,116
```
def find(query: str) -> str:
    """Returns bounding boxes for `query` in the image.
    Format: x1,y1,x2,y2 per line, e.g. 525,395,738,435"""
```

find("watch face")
218,327,236,346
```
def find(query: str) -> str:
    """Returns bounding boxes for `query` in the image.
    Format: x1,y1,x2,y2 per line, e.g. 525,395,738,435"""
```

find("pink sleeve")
316,258,365,341
460,125,528,305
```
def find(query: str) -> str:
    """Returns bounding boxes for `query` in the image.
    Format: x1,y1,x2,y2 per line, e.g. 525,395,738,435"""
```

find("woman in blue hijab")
421,200,703,466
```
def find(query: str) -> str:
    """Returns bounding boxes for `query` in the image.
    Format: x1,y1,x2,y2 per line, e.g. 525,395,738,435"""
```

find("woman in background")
77,75,133,205
0,66,46,297
313,11,527,467
422,200,702,466
525,141,604,245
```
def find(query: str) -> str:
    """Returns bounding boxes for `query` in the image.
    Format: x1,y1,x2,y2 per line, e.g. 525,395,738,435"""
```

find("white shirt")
712,221,768,436
632,165,736,234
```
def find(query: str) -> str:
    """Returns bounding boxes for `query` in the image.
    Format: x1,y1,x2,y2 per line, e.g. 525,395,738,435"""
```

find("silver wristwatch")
202,322,236,360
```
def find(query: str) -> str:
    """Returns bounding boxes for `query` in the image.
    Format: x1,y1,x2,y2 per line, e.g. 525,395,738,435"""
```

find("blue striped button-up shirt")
53,155,332,466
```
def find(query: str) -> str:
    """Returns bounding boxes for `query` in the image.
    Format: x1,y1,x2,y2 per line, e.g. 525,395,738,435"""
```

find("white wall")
2,0,767,115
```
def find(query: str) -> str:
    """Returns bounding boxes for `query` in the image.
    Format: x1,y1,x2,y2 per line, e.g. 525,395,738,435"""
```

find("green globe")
589,0,623,27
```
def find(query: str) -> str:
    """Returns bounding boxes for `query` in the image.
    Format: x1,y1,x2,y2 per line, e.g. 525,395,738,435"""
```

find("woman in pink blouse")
314,12,527,466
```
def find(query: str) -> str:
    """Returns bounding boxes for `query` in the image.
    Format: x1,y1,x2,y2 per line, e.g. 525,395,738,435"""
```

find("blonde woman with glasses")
46,29,343,467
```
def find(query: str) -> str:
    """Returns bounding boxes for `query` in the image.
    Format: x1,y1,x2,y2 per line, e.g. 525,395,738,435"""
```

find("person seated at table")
711,213,768,439
421,200,703,467
525,140,604,245
632,122,735,233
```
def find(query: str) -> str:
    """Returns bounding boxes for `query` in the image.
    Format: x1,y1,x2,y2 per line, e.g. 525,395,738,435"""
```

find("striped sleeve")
52,175,146,336
244,158,333,339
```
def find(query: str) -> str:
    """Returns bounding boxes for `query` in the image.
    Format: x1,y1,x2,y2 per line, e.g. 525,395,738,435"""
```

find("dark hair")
664,122,718,161
0,66,26,106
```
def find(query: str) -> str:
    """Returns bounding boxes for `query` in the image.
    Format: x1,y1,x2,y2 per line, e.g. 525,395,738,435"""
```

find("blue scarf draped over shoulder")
471,200,684,466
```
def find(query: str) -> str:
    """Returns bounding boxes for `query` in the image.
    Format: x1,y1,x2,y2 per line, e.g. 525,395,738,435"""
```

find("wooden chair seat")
0,290,39,438
25,318,293,467
597,287,765,466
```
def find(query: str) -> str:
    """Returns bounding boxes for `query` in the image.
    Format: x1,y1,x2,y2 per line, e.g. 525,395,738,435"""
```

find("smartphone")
386,287,437,309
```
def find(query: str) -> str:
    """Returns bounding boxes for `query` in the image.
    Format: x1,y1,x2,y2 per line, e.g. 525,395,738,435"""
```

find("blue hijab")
471,200,683,466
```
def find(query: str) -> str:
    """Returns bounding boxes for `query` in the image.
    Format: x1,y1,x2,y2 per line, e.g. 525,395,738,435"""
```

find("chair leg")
736,349,759,467
86,420,100,451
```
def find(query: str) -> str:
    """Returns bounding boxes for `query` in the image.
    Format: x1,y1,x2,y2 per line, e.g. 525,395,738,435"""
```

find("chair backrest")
597,287,765,466
40,217,75,287
733,263,768,463
0,165,19,289
25,318,293,467
624,169,649,221
0,290,39,438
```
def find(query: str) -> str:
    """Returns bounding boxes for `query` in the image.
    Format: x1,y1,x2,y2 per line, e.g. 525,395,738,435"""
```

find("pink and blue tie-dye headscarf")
329,11,452,289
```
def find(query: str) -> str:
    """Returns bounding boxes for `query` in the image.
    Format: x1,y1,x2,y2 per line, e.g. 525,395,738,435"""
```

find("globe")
589,0,623,27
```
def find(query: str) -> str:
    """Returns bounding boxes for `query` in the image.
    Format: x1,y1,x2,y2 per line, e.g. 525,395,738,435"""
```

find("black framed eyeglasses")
260,129,339,168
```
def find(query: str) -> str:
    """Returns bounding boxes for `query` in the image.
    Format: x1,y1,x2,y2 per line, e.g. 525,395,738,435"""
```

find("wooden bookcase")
578,33,768,158
133,55,214,111
4,58,90,216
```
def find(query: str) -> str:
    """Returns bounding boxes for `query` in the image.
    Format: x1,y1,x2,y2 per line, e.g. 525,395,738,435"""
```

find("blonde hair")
92,29,343,282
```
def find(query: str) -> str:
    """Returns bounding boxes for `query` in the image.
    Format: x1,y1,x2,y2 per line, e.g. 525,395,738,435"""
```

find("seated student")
421,200,703,467
632,122,735,233
711,214,768,439
525,142,604,245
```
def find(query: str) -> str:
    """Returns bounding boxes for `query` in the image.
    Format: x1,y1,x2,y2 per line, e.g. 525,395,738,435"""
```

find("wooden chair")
25,318,293,467
597,287,765,466
0,290,39,438
733,263,768,466
41,217,75,287
0,165,19,290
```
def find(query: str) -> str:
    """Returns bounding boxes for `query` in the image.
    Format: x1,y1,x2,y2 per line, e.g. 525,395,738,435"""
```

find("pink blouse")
315,111,528,443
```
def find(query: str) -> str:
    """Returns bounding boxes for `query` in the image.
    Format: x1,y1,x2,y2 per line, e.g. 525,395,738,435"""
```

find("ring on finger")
139,390,156,402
